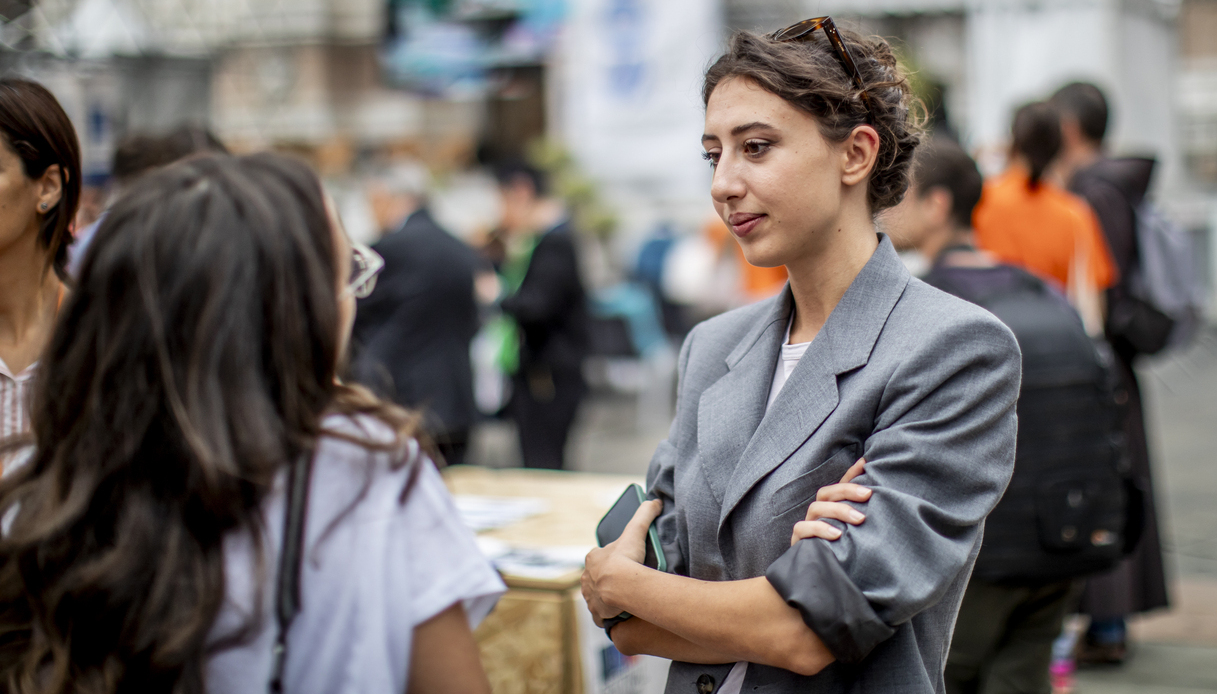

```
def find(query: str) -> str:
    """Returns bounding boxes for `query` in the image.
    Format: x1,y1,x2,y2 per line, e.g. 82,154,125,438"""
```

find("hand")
582,498,663,626
790,458,871,546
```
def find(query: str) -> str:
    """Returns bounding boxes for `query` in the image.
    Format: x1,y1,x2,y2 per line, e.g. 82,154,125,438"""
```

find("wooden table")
443,466,658,694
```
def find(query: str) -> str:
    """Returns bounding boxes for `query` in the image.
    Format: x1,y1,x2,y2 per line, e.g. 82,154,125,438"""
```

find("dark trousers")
511,366,585,470
945,578,1082,694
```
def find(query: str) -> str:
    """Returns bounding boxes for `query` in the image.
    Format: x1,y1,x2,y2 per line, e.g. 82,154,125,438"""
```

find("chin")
737,241,787,270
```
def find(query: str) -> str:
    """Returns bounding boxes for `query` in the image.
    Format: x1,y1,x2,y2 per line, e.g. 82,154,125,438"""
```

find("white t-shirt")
723,320,811,694
205,414,505,694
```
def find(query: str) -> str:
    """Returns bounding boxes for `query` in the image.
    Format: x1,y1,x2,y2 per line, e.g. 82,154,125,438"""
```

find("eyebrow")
701,121,778,143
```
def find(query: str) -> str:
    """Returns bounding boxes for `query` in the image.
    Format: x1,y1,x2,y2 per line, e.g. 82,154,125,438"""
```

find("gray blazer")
647,235,1021,693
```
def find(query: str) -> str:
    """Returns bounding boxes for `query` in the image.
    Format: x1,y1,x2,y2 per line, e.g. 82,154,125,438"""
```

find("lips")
728,212,765,238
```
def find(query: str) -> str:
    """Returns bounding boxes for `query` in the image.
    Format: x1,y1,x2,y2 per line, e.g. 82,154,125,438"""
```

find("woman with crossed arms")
582,20,1021,694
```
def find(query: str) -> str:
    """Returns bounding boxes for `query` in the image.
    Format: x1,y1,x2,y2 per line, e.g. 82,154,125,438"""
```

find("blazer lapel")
696,291,791,505
717,234,912,530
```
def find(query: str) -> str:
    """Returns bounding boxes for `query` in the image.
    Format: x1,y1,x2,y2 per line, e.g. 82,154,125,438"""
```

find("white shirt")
722,319,811,694
0,356,36,471
205,414,505,694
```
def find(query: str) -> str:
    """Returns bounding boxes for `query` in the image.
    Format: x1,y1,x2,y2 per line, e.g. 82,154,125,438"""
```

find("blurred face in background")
327,197,355,362
497,176,536,235
885,183,951,253
0,137,61,262
702,77,853,269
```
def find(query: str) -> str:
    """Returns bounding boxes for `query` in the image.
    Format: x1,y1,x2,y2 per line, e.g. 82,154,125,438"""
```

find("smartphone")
596,484,668,572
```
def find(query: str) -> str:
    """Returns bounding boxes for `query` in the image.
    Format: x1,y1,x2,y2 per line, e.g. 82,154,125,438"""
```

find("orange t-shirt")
703,217,788,300
973,168,1117,291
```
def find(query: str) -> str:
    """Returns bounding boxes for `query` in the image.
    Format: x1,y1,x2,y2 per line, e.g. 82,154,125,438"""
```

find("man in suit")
351,163,480,466
492,162,589,470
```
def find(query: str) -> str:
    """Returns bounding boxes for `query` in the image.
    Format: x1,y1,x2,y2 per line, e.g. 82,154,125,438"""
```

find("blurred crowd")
0,51,1197,692
885,81,1196,694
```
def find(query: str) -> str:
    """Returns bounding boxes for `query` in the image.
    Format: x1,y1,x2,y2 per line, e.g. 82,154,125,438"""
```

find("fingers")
619,498,662,548
838,457,866,484
815,482,872,503
804,500,865,525
791,520,842,545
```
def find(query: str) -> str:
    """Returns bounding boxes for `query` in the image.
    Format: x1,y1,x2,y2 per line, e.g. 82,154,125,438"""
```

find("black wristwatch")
603,611,634,640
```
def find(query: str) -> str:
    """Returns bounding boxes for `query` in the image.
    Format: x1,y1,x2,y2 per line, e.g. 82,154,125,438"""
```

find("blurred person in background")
351,162,481,466
0,78,81,470
67,125,227,276
972,101,1117,335
1050,81,1169,665
893,141,1125,694
0,153,503,693
490,161,588,470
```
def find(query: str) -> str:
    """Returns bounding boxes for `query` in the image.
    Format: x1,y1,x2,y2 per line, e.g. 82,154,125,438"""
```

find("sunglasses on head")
768,16,875,123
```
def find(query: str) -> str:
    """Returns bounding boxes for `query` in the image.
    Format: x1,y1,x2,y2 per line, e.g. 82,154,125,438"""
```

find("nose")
710,153,745,205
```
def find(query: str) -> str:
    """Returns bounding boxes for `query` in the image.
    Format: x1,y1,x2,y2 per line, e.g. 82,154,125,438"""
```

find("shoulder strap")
269,452,313,693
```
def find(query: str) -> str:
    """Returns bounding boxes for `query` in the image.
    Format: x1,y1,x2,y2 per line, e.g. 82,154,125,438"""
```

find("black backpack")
924,265,1136,583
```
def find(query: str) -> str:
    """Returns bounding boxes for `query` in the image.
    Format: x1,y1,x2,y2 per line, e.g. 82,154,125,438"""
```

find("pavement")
467,328,1217,692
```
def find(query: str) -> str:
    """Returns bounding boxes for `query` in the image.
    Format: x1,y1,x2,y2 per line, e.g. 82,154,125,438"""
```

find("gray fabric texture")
646,235,1022,693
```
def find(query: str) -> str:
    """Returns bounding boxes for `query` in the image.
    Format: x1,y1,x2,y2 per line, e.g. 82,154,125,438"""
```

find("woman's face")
0,138,59,259
702,77,851,268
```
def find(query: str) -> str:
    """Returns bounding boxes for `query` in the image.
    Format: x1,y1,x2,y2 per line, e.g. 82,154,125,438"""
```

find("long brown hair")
0,78,81,280
0,153,420,693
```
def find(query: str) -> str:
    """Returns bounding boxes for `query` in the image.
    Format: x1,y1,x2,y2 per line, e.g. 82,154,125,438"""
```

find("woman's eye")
743,140,772,157
701,150,720,168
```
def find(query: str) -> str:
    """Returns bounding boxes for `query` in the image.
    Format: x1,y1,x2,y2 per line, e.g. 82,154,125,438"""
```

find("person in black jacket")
891,140,1098,694
351,164,480,466
1050,82,1168,664
492,162,589,470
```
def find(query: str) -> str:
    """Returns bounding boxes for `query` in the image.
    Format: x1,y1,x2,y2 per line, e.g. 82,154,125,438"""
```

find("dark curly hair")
703,29,923,214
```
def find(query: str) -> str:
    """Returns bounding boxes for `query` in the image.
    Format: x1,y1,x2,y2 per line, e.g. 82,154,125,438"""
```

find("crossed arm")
580,462,872,676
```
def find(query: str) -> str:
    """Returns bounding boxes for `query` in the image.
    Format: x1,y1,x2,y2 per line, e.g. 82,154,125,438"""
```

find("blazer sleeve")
644,324,698,577
767,314,1021,663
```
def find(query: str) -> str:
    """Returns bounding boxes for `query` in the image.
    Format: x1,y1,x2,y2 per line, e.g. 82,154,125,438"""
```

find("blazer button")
696,673,716,694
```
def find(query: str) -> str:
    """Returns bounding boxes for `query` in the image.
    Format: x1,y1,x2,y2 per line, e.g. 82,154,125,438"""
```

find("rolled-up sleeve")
767,316,1022,662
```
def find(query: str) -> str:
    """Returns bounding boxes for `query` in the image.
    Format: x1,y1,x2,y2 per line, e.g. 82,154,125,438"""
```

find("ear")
840,124,881,188
35,164,64,214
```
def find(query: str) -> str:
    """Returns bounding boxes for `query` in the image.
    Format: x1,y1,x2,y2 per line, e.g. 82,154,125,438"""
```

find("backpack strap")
269,452,313,693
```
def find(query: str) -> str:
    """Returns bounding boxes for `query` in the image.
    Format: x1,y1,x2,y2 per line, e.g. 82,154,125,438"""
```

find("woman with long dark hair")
580,20,1022,693
0,78,81,468
0,153,503,693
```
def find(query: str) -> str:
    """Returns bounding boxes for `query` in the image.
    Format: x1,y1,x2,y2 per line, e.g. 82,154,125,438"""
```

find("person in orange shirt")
704,215,788,303
973,102,1116,331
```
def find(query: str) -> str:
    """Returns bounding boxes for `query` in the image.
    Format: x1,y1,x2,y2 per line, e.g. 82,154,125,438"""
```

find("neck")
785,221,878,344
0,230,60,371
919,225,972,264
530,198,564,233
1056,142,1101,184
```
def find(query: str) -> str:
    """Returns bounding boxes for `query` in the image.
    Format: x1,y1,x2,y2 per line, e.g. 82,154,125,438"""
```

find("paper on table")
490,545,593,580
454,495,549,532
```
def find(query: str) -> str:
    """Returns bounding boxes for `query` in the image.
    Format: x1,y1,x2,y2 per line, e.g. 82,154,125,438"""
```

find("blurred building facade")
2,0,1215,301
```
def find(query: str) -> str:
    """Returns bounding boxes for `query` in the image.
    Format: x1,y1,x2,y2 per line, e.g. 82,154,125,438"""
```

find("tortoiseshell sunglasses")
769,16,875,122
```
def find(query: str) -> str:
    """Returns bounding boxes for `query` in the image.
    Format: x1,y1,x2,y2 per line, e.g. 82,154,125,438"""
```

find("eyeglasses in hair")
345,241,384,299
